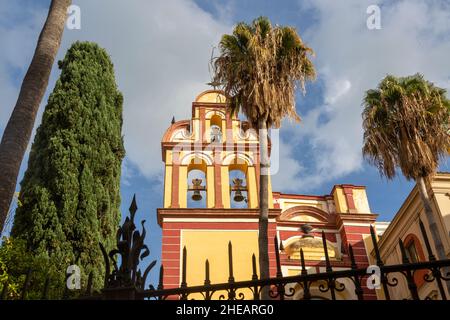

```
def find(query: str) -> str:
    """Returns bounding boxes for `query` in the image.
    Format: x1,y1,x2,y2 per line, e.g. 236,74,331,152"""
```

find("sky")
1,0,450,287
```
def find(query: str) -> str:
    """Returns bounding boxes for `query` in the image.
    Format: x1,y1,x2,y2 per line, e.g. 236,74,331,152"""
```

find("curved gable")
161,120,191,143
278,205,330,223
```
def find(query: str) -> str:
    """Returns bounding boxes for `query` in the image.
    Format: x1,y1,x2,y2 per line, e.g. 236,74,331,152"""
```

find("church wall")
158,90,382,300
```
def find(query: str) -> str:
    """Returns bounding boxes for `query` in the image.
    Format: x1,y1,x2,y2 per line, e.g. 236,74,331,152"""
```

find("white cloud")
2,0,450,196
63,0,231,179
271,0,450,192
325,78,351,105
0,1,231,183
0,4,47,132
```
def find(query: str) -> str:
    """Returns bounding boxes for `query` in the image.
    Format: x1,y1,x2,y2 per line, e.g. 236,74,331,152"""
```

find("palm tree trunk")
0,0,71,232
258,118,270,299
417,176,450,294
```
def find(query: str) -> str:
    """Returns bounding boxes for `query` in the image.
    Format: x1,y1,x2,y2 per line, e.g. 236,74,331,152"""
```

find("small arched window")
405,241,420,263
403,234,427,287
210,114,223,143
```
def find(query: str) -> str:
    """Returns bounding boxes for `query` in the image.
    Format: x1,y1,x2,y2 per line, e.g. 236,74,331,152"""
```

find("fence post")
227,241,236,300
274,236,284,300
349,244,364,300
300,249,311,300
251,254,259,300
419,219,447,300
204,260,212,300
322,231,336,300
370,225,391,300
180,246,188,300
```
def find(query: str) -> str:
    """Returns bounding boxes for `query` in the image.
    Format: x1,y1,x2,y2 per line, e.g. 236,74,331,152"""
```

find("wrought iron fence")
100,195,450,300
2,195,450,300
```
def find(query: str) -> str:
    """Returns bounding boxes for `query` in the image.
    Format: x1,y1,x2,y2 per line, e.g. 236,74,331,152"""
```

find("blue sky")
1,0,450,287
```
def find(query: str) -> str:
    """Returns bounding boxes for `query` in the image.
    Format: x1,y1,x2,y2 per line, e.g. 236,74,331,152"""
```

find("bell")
233,190,244,202
191,190,202,201
190,178,204,201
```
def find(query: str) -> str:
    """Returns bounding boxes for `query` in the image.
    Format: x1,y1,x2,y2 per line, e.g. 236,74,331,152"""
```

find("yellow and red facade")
157,90,379,299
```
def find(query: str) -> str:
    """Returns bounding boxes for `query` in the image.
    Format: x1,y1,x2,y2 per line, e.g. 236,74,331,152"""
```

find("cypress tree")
11,41,125,293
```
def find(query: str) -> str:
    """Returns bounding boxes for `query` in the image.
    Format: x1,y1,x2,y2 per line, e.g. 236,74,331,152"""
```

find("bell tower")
158,90,278,290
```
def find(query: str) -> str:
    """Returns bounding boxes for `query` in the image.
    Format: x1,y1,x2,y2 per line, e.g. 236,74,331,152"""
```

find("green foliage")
10,41,125,295
0,237,24,299
0,236,69,299
362,73,450,180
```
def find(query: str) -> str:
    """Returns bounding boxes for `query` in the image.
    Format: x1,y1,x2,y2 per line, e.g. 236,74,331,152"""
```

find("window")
405,241,419,263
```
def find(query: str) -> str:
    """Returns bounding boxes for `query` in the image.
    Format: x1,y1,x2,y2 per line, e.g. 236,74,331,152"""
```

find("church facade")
157,90,381,299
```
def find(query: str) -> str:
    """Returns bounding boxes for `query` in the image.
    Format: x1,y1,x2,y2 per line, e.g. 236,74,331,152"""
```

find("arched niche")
178,154,214,208
210,114,223,143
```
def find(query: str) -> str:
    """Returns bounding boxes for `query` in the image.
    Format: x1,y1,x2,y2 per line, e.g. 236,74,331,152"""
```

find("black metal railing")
137,225,450,300
2,195,450,300
100,195,450,300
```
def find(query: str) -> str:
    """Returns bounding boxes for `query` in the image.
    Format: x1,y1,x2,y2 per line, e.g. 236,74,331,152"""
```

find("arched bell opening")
186,158,207,208
228,159,249,209
229,169,248,208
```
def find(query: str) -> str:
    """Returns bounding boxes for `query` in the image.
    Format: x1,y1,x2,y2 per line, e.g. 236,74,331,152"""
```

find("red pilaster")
214,162,223,208
199,108,206,142
337,213,378,300
342,185,356,213
171,162,180,208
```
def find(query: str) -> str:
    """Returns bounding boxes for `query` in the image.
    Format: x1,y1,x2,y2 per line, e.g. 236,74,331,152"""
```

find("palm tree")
0,0,72,232
213,17,316,299
362,73,450,292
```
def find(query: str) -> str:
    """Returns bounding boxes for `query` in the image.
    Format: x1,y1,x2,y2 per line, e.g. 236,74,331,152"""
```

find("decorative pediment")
278,206,330,223
162,120,192,143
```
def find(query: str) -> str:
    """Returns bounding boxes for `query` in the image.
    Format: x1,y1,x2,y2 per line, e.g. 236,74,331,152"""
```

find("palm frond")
212,17,316,128
362,74,450,180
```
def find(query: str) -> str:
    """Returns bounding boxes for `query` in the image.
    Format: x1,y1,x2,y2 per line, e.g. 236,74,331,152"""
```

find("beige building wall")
373,173,450,300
